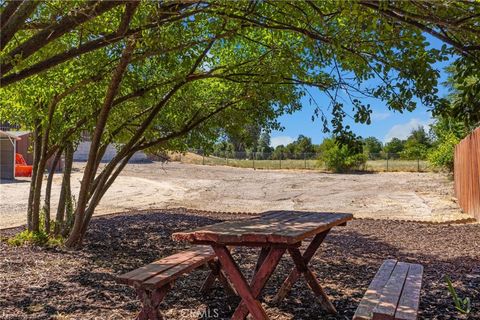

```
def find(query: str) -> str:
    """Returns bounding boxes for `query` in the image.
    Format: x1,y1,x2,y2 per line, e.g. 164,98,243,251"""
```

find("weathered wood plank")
191,240,301,248
281,213,352,243
172,212,353,245
394,263,423,320
117,246,213,285
142,253,213,289
196,212,314,244
372,262,410,319
353,259,398,320
172,211,293,242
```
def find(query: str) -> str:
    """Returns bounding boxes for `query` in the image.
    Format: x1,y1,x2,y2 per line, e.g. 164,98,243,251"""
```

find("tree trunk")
27,122,42,231
31,152,48,232
43,149,63,234
65,37,136,249
54,143,73,236
75,151,134,245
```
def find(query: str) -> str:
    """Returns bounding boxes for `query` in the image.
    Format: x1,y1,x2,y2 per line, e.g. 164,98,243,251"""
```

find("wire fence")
176,150,431,172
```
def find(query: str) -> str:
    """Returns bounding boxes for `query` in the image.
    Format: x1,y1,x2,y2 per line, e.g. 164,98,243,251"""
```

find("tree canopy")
1,0,479,247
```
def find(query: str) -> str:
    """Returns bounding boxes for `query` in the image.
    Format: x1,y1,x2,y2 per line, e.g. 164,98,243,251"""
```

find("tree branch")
2,1,124,75
1,0,39,50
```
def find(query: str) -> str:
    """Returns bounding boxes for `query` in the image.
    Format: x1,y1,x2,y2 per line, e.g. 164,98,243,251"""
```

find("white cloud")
384,118,433,142
371,112,391,121
271,136,295,148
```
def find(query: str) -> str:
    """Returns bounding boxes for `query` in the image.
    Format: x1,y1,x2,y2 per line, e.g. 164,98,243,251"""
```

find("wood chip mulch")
0,208,479,319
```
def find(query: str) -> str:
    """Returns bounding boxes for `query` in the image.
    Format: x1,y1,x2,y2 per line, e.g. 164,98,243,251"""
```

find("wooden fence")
454,127,480,221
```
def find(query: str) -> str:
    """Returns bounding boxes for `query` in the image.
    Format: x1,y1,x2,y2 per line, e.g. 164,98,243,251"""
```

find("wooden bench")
353,259,424,320
116,245,233,320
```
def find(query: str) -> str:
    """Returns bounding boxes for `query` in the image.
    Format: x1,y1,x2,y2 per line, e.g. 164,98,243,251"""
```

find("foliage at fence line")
1,0,478,248
184,149,429,172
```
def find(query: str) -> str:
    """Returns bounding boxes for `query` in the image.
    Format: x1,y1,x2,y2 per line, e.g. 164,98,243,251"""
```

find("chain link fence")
175,150,431,172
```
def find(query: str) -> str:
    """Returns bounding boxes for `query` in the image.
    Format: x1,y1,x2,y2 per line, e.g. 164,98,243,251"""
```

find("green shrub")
319,144,367,172
7,230,48,246
428,132,460,172
7,230,64,247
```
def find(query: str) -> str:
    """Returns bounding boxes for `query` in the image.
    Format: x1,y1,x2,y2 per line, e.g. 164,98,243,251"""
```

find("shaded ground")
0,162,473,229
1,209,478,319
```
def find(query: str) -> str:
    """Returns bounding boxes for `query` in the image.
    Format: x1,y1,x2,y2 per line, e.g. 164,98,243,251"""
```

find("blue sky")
270,37,452,147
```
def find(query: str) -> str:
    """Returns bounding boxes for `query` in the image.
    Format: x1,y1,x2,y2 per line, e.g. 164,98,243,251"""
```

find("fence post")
202,150,205,165
386,153,389,172
304,153,307,169
253,152,255,170
417,157,420,172
279,154,282,169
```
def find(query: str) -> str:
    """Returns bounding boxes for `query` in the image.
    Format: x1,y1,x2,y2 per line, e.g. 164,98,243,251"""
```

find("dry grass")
178,153,430,172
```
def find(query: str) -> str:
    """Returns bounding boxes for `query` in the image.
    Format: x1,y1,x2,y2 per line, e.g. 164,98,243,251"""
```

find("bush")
319,144,367,172
7,230,64,247
428,132,460,172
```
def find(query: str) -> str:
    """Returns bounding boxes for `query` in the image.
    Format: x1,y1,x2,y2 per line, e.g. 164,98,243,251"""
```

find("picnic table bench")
353,259,424,320
116,245,233,320
173,210,353,320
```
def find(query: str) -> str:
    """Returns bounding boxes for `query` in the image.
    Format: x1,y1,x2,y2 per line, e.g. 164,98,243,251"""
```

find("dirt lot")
1,209,478,319
0,161,474,228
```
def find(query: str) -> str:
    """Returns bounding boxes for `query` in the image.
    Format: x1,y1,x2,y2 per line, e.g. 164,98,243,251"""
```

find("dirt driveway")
0,161,473,229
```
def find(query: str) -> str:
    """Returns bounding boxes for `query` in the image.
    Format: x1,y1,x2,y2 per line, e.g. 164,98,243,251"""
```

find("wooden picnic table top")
172,211,353,245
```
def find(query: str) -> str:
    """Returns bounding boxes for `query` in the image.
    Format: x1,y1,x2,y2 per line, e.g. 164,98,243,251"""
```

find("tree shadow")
2,210,479,319
0,178,30,184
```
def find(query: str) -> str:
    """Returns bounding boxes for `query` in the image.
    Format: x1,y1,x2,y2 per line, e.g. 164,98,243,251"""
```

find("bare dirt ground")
1,163,478,319
1,209,478,319
0,161,473,229
0,162,470,228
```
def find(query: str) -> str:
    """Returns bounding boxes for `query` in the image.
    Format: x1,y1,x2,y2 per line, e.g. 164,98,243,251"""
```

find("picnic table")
172,210,353,320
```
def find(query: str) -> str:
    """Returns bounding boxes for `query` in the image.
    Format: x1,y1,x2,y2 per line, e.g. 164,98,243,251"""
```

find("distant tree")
4,0,478,248
272,145,286,160
362,137,383,158
383,138,406,156
226,124,261,152
291,135,315,155
401,126,432,159
213,140,235,157
257,132,273,154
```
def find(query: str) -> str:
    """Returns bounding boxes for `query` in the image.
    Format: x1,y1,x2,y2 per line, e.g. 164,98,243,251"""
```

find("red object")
15,153,33,177
172,211,353,318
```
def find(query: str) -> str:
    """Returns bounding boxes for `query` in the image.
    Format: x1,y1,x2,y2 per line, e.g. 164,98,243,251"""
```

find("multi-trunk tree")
1,0,478,248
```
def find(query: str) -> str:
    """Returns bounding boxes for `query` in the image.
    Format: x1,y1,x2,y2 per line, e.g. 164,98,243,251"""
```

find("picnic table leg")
135,283,172,320
201,259,237,296
288,247,337,314
273,230,334,313
273,230,329,303
232,247,286,320
254,247,271,275
212,244,270,320
251,247,272,302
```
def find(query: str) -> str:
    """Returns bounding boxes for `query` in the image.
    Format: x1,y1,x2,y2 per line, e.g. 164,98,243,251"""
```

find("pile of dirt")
1,209,478,319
